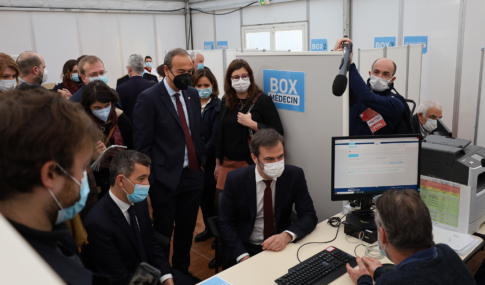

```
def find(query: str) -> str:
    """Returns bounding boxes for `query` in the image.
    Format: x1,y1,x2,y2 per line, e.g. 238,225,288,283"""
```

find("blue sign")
374,37,396,48
310,39,327,51
204,41,214,50
404,36,428,54
264,70,305,113
199,276,231,285
217,41,228,49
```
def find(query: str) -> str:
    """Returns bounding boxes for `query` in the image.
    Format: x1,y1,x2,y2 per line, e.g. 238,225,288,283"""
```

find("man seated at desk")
410,100,442,138
219,128,318,268
346,189,475,285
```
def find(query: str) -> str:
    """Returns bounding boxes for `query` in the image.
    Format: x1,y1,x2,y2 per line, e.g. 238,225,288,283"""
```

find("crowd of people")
0,41,476,285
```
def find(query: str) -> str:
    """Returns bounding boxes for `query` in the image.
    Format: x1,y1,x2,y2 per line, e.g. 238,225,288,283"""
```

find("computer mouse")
382,263,395,271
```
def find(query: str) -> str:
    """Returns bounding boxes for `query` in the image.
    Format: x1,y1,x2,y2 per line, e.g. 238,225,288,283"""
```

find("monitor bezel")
331,134,422,202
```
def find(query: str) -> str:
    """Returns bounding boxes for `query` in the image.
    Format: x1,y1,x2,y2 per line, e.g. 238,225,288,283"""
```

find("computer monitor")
331,135,421,230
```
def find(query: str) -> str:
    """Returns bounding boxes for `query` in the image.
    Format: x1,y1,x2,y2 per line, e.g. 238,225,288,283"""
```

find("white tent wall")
0,10,185,89
242,1,306,26
458,0,485,144
309,0,343,50
191,12,215,50
215,9,242,49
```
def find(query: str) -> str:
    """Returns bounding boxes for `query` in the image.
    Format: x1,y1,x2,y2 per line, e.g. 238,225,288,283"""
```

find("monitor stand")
346,198,377,231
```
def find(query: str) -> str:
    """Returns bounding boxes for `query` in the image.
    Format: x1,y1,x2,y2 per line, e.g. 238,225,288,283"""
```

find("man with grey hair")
117,54,158,88
133,48,205,281
116,54,153,122
411,100,443,138
84,150,195,285
220,128,317,268
346,189,474,285
189,51,209,70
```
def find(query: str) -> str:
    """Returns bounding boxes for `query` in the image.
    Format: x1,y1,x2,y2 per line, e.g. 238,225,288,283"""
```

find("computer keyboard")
275,246,357,285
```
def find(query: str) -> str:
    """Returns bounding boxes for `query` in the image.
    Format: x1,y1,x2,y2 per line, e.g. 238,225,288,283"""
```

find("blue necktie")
128,206,148,262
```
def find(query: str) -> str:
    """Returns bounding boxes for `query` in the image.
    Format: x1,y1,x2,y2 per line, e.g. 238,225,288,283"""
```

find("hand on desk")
361,257,382,279
239,255,250,263
346,256,370,284
262,232,292,252
163,278,174,285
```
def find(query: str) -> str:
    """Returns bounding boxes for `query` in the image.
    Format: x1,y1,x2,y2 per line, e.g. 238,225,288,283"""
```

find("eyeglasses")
87,70,107,78
231,74,250,82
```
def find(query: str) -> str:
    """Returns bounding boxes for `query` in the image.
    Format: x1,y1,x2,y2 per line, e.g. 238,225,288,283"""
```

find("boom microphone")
332,37,353,96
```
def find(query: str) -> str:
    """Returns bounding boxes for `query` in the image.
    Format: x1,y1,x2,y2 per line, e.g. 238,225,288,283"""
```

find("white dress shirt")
236,167,297,263
163,78,191,168
201,98,212,114
109,190,173,283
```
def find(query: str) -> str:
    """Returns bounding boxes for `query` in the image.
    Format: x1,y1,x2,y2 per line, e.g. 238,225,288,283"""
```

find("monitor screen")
331,135,421,201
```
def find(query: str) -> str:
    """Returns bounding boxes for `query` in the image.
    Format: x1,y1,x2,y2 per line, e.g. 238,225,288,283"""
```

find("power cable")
190,2,257,15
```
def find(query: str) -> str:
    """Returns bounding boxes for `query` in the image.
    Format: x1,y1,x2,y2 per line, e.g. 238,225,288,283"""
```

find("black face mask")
170,69,191,90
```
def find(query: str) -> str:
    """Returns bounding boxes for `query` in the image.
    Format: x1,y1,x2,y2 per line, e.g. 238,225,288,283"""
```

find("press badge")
360,108,387,133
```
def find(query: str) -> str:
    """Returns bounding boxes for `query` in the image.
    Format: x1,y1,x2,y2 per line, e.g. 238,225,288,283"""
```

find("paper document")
198,276,231,285
91,145,127,171
433,226,480,257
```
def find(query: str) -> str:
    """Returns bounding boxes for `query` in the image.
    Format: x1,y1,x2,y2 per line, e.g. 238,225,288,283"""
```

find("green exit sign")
259,0,270,5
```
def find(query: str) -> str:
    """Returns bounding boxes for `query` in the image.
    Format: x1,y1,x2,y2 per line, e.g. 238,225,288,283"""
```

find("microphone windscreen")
332,74,348,96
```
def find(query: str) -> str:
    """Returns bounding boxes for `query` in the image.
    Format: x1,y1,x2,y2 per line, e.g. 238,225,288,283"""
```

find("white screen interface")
334,137,420,195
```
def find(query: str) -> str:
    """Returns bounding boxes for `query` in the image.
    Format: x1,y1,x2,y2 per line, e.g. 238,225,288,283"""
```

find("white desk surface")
201,214,483,285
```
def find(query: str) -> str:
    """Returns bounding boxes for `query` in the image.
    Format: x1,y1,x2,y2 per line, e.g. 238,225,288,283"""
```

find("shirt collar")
163,78,180,97
109,189,132,214
19,77,31,86
395,246,437,271
202,98,212,108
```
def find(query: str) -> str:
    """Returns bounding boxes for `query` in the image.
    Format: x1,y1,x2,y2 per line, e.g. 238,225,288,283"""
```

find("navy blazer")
219,164,318,262
83,194,172,285
201,97,221,158
116,76,153,122
133,79,206,191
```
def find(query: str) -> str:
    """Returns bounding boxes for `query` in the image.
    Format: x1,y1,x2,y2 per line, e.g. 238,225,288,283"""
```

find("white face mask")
0,79,17,92
258,158,285,178
232,78,251,93
369,75,391,92
423,118,438,132
37,67,48,84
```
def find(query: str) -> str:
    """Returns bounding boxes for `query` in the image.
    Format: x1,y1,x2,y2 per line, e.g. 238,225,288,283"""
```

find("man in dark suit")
83,150,195,285
116,54,153,122
219,128,318,267
117,70,158,88
133,48,205,280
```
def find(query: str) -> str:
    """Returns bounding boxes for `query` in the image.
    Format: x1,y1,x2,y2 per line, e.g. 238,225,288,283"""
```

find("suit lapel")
274,172,287,227
246,166,257,222
106,195,140,255
158,81,182,128
182,90,195,133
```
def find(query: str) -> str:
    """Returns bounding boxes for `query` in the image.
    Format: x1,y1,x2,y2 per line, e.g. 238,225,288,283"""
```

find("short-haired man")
133,48,205,281
16,51,47,87
346,189,475,285
0,88,109,284
189,51,208,70
83,150,195,285
144,55,160,78
116,56,158,88
219,128,318,268
411,100,443,138
334,39,410,136
70,55,110,103
116,54,153,122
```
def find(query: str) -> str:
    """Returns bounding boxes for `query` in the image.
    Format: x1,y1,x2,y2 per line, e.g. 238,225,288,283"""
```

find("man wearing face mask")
16,51,48,87
219,128,318,268
334,39,411,136
70,56,121,109
189,51,210,71
0,88,110,284
83,150,195,285
133,48,205,281
411,100,443,138
346,189,474,285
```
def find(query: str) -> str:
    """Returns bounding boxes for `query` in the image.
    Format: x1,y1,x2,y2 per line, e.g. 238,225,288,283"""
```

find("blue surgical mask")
122,175,150,203
378,230,387,258
92,105,111,122
197,63,204,70
89,74,108,85
146,62,153,68
72,74,81,82
48,165,89,225
198,87,212,98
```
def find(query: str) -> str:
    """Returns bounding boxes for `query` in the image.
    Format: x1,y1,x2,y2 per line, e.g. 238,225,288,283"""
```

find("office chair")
207,192,225,274
154,231,171,255
405,99,416,114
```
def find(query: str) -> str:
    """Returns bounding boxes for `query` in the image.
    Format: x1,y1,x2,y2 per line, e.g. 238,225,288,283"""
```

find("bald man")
334,39,410,136
16,51,47,86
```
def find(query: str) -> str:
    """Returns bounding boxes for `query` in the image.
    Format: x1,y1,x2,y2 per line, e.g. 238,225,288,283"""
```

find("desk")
201,214,484,285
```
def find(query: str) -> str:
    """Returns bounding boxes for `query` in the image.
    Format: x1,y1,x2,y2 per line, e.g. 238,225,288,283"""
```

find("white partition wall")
386,46,408,96
407,45,423,108
358,48,384,78
236,52,348,221
189,49,225,94
474,49,485,147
